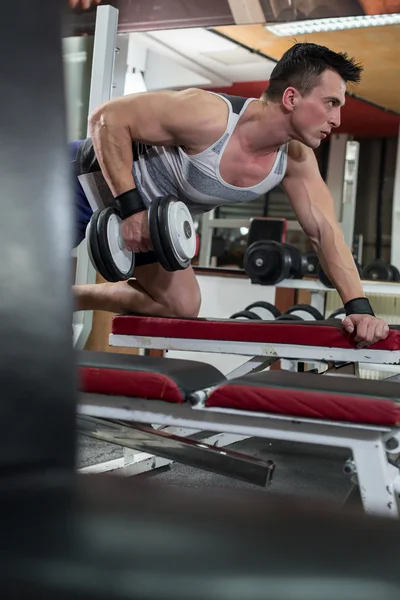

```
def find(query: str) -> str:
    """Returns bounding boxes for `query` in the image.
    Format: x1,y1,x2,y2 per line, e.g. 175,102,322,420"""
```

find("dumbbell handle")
115,188,146,220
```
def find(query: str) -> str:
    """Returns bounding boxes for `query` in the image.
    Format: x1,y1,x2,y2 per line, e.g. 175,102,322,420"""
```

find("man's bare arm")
281,140,364,304
88,88,226,197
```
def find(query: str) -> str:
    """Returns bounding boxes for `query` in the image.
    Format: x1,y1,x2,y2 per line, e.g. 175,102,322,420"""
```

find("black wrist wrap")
115,189,146,220
344,297,375,317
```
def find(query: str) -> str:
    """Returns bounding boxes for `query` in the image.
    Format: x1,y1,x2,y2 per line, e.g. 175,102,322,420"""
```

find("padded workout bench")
78,350,400,518
109,316,400,378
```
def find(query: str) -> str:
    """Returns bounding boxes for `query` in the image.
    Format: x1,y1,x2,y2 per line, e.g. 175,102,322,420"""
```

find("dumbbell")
243,241,308,284
303,251,319,277
317,259,362,288
328,308,346,321
244,301,281,320
86,195,196,282
282,304,324,321
362,260,400,282
230,310,261,320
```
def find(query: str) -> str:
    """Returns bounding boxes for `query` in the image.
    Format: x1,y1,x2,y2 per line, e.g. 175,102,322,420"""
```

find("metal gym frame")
73,5,128,349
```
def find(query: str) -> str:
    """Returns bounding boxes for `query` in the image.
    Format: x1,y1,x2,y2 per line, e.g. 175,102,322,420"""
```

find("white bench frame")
79,391,400,519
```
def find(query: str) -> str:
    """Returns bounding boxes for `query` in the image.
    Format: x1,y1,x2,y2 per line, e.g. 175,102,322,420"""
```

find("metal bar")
341,140,360,249
0,0,76,483
391,125,400,268
73,5,119,350
199,209,215,267
109,333,400,364
77,417,275,487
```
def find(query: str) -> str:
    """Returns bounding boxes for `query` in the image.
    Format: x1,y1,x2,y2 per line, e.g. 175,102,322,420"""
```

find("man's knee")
166,286,201,319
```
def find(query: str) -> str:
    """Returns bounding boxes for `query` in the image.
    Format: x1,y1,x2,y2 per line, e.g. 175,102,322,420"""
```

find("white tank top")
132,92,288,215
76,92,288,215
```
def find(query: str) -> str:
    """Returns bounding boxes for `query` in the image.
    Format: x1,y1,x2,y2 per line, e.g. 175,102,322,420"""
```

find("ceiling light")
265,13,400,36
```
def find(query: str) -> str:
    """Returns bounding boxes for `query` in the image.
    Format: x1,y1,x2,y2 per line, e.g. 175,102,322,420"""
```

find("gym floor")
77,435,353,505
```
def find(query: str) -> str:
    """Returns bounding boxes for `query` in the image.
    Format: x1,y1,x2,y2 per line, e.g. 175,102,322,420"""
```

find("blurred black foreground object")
2,476,400,600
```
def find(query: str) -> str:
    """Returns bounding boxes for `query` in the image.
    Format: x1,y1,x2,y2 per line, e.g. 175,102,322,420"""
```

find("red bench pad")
206,371,400,426
111,316,400,351
79,351,225,403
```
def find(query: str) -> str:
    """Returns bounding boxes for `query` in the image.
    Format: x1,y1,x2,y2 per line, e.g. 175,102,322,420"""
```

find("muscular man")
72,42,389,348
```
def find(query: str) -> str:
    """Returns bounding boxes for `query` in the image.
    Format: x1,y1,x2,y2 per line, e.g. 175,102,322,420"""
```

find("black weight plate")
317,264,334,288
319,259,362,288
303,252,319,277
275,313,303,321
158,196,192,271
148,197,174,271
362,260,393,281
96,207,135,282
244,301,281,320
284,304,324,321
86,210,115,282
243,241,291,284
390,264,400,282
230,310,262,320
282,243,307,279
329,308,346,320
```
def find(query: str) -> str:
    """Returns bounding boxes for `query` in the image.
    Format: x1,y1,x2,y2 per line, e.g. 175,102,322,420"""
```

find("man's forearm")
88,108,135,197
313,228,364,303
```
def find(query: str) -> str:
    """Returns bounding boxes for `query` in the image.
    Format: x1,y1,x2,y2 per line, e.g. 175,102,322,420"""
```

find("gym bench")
109,315,400,378
78,350,400,519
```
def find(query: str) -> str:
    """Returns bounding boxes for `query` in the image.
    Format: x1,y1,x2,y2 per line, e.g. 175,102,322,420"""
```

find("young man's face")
289,69,346,148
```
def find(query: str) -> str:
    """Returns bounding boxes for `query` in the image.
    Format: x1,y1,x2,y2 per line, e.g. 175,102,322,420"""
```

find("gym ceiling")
211,23,400,138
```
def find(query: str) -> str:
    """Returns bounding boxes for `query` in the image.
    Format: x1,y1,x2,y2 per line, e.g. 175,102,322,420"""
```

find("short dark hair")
264,42,363,102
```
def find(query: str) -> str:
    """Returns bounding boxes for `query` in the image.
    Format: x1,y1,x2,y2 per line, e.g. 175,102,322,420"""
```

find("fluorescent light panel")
265,13,400,36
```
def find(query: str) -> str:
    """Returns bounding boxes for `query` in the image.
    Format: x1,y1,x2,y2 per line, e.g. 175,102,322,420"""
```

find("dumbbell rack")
275,278,400,315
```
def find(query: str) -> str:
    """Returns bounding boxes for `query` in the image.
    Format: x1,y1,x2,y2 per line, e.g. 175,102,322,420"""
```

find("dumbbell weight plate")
148,196,172,271
362,260,392,281
150,196,196,272
244,301,281,320
282,243,308,279
158,196,196,271
303,252,319,277
284,304,324,321
329,308,346,320
391,265,400,282
275,314,303,321
97,207,135,282
86,210,118,282
230,310,262,320
243,241,291,284
319,260,362,288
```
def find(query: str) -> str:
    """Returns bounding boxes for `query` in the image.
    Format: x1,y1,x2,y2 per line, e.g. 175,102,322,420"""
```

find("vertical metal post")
341,140,360,250
0,0,76,484
73,5,120,350
325,134,359,250
390,126,400,268
199,209,215,267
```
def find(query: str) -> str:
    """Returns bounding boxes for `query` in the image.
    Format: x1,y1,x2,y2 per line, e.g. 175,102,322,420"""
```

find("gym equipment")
86,195,196,282
283,243,308,279
230,310,261,320
362,260,400,282
244,301,281,320
243,241,306,284
329,308,346,320
276,314,303,321
247,217,287,246
283,304,324,321
318,259,362,288
303,251,319,277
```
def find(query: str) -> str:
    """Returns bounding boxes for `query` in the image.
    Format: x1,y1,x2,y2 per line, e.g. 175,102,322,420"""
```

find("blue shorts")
69,140,93,248
70,140,158,267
